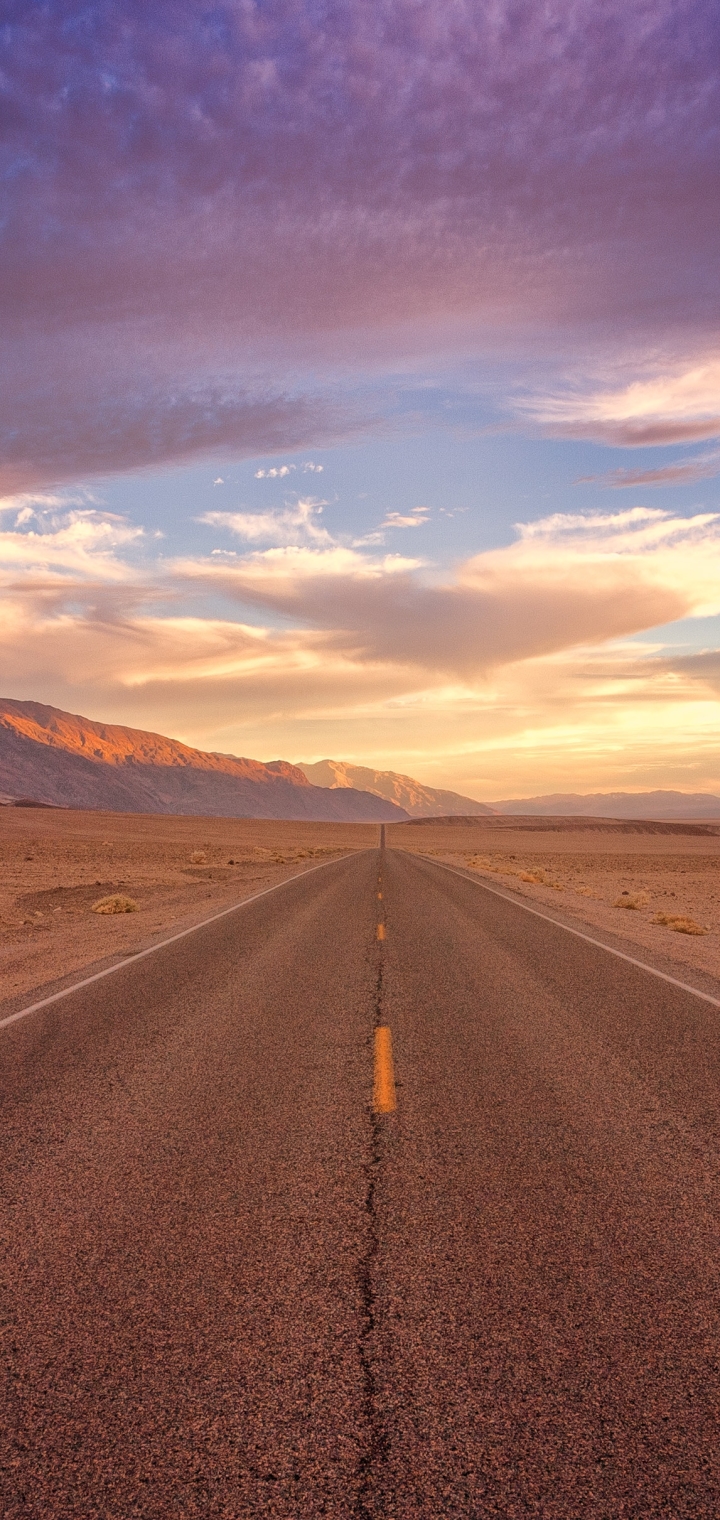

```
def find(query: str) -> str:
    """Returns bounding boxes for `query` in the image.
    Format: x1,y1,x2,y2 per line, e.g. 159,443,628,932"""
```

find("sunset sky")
2,1,719,800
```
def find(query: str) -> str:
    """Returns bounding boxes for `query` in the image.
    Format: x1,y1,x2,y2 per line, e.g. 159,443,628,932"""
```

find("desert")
0,807,377,1011
389,816,720,990
4,806,720,1018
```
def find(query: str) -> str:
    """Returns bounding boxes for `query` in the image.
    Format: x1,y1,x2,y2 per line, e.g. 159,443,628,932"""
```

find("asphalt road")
3,845,720,1518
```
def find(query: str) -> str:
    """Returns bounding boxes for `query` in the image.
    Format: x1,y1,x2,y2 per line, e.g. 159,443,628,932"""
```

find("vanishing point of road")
3,840,720,1518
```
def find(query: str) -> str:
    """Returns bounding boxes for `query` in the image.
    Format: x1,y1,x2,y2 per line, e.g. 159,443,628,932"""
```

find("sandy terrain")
389,818,720,986
5,808,720,1011
0,809,378,1008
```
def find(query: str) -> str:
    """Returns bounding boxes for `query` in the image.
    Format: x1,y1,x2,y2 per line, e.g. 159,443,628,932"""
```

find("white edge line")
417,852,720,1011
0,851,360,1032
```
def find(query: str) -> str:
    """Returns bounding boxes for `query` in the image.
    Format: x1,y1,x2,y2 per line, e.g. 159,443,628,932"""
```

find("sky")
1,0,719,801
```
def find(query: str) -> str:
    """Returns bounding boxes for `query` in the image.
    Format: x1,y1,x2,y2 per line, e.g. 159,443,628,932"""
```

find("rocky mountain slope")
0,701,408,821
297,759,494,817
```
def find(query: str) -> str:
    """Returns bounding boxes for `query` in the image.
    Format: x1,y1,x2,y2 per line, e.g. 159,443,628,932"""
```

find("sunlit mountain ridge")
0,701,407,821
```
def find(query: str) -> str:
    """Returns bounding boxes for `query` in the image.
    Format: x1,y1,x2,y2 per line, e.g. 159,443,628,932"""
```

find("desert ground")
0,809,377,1008
3,808,720,1011
389,816,720,987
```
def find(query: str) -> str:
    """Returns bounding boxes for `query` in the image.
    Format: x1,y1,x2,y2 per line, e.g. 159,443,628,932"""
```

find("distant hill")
0,700,408,821
297,759,494,817
400,813,719,836
493,791,720,820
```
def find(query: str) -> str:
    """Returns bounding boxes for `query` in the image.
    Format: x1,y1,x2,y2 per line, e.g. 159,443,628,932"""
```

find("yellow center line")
373,1025,396,1112
377,891,383,900
377,923,385,940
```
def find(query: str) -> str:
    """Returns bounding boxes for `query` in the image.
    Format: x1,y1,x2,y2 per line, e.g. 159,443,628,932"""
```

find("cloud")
576,449,720,488
0,371,357,494
0,502,143,582
527,361,720,446
652,648,720,694
352,505,431,545
199,499,334,547
3,501,720,793
381,508,430,529
175,508,720,679
0,491,94,519
3,589,718,801
254,462,323,478
2,1,719,483
5,498,720,695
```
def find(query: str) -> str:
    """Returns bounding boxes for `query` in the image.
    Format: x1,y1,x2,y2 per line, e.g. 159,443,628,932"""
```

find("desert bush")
190,850,207,864
519,869,563,889
92,895,138,915
652,913,707,935
613,893,647,910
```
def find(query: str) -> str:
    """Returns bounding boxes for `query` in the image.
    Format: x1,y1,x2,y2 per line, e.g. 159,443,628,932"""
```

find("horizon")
4,691,720,812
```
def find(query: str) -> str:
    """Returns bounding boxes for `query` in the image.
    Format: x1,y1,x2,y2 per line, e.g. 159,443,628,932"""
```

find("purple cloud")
1,1,718,483
549,418,720,447
0,368,359,493
577,450,720,488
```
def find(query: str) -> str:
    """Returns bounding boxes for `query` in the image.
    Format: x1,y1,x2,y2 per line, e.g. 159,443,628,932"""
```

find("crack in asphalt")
355,955,390,1518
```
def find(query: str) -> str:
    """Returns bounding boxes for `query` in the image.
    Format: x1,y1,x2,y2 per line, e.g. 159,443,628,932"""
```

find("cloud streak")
577,449,720,489
527,361,720,446
0,371,359,494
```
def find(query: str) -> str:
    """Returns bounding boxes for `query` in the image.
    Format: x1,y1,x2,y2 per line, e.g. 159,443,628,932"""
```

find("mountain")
0,700,408,821
297,759,494,817
493,791,720,820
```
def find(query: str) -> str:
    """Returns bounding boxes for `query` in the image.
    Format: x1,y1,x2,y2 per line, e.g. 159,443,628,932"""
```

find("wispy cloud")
0,502,143,581
525,361,720,446
0,374,356,495
199,499,333,547
381,507,430,529
576,449,720,489
0,491,96,520
254,462,324,478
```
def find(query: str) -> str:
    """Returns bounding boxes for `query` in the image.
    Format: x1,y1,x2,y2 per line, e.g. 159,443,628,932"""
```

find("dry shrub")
518,869,563,889
92,894,138,915
613,893,647,910
190,850,207,864
652,913,707,935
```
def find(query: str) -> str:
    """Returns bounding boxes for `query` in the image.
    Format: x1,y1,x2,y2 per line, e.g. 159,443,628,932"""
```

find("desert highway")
3,844,720,1518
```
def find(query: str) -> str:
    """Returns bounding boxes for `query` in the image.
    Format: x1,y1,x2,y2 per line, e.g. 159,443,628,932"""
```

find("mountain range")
0,701,407,821
304,763,720,821
2,700,719,822
296,759,493,817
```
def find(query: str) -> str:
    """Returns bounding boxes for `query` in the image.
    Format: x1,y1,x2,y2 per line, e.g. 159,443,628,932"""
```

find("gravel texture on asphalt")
3,845,720,1516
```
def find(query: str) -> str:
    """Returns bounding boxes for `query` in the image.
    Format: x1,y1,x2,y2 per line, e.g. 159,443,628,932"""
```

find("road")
3,844,720,1517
